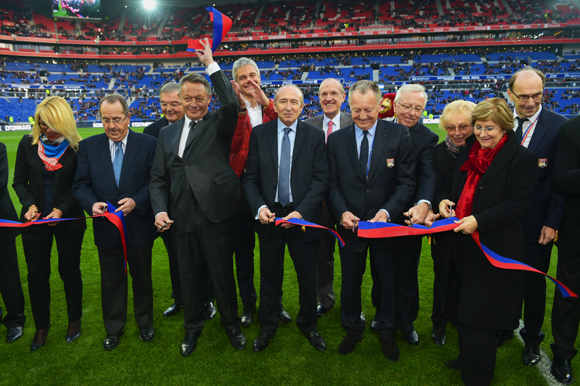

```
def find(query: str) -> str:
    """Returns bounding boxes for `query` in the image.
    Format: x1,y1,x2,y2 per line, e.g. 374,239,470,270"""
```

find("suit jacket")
391,121,438,225
243,119,329,241
327,119,416,253
149,69,244,236
0,142,19,243
521,108,567,244
552,115,580,253
305,112,353,131
144,116,170,139
73,130,157,248
450,132,537,330
13,135,85,232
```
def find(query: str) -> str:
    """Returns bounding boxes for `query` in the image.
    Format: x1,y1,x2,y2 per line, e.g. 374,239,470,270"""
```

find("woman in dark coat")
430,100,476,346
13,96,86,352
438,98,537,385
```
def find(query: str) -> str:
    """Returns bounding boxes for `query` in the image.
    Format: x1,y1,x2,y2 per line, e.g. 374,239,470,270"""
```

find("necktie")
327,120,334,143
186,120,197,144
278,127,291,206
113,141,124,186
515,117,527,143
359,130,369,179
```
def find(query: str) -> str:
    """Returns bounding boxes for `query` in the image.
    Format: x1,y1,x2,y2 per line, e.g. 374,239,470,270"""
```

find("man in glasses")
144,83,216,321
501,67,568,370
370,84,438,348
74,94,158,350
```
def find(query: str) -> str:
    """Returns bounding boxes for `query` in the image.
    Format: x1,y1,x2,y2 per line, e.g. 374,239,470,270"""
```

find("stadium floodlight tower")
143,0,156,11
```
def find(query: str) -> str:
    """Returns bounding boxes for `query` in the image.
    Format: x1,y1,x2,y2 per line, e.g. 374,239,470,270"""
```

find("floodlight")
143,0,156,11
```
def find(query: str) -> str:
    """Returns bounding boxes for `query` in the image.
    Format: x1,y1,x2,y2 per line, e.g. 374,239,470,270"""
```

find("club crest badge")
538,158,547,168
387,158,395,168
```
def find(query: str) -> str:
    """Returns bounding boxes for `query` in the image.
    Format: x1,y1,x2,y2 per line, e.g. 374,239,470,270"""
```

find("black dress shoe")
338,334,363,355
277,305,292,323
227,329,247,350
432,329,446,347
103,331,124,351
66,320,81,343
551,356,575,384
445,358,461,369
30,324,51,353
163,302,183,317
401,323,419,346
380,336,400,361
305,331,326,351
241,307,255,328
139,326,156,342
370,315,381,333
317,305,330,317
181,331,201,357
252,332,274,352
523,344,541,366
204,302,217,320
497,330,514,347
6,327,23,343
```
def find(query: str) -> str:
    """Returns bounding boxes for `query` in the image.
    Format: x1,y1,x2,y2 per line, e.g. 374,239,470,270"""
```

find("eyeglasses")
510,90,543,103
397,101,424,113
446,124,471,133
160,102,181,108
102,114,128,126
473,125,501,133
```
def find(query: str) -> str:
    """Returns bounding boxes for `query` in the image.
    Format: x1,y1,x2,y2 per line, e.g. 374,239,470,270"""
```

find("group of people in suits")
1,43,580,386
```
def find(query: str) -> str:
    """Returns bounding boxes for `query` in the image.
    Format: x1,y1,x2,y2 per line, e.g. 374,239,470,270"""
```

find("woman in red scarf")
437,98,537,385
13,96,86,352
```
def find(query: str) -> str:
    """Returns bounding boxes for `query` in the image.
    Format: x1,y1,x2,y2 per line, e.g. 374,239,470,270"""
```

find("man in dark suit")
144,82,215,320
149,39,247,357
0,141,25,343
243,84,329,352
371,84,438,346
500,67,567,366
73,94,158,351
305,78,352,317
551,114,580,385
327,80,415,360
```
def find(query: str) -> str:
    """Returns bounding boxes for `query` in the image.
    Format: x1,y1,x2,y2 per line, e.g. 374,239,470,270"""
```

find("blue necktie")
278,127,291,206
359,130,369,179
113,141,124,186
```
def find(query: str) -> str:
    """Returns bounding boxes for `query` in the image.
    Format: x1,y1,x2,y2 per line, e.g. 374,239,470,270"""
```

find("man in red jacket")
229,58,290,328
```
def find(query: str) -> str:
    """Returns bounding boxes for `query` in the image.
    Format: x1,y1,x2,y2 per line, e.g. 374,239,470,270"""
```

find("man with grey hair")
149,39,246,357
305,78,353,317
229,57,291,328
74,93,158,350
243,84,329,352
327,80,415,360
370,83,438,348
144,82,215,320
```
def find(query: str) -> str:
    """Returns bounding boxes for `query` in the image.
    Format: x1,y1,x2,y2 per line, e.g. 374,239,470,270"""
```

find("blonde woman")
13,96,86,352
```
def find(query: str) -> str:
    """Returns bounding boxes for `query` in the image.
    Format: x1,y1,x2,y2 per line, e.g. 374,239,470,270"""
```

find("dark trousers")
459,322,499,386
173,207,239,334
22,225,84,329
97,240,153,335
0,239,25,329
160,230,214,305
257,212,318,335
235,210,257,308
342,239,400,340
551,247,580,359
520,238,553,345
431,233,458,336
371,236,421,325
315,205,336,309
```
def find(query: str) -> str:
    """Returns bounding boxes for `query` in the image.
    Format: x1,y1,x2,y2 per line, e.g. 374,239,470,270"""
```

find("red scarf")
455,134,508,219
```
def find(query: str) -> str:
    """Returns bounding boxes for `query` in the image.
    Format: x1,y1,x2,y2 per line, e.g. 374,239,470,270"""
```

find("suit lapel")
368,121,387,182
292,121,305,167
118,130,138,190
97,134,117,188
479,134,517,185
172,118,185,156
340,112,353,128
527,110,548,152
344,125,364,182
268,121,278,169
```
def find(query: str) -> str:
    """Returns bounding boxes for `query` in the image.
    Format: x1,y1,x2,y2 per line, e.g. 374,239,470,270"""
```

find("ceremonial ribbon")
0,201,128,273
187,7,233,53
275,217,576,298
